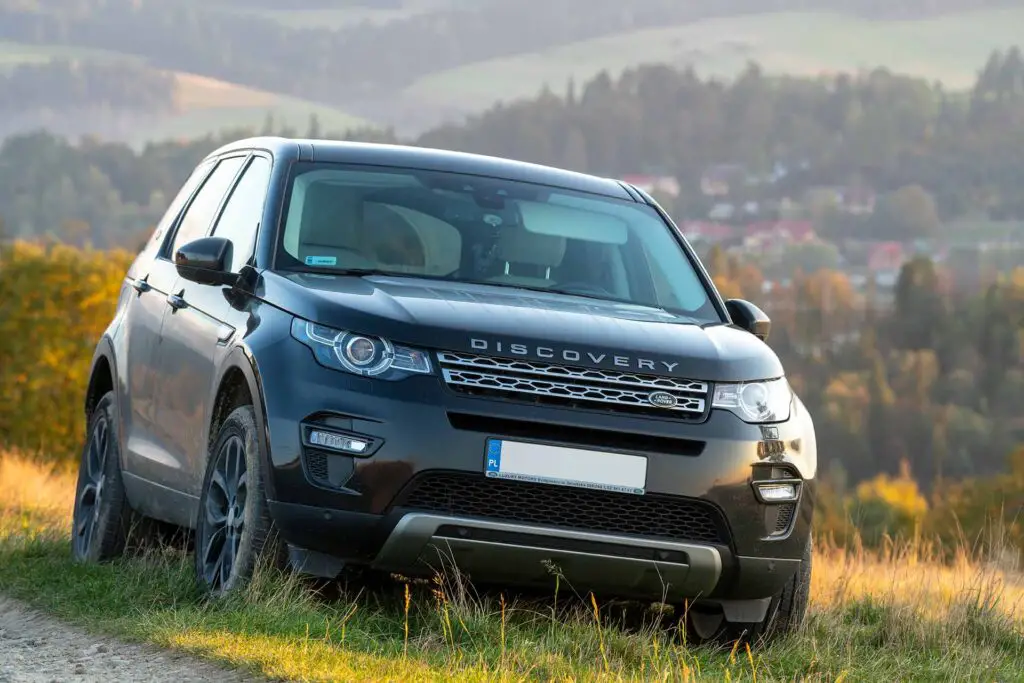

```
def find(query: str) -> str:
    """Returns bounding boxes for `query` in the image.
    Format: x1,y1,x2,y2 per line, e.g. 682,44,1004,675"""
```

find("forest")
0,60,174,114
2,48,1024,246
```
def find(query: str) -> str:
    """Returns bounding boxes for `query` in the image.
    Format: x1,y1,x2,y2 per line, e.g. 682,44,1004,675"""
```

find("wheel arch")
85,353,115,419
207,346,275,496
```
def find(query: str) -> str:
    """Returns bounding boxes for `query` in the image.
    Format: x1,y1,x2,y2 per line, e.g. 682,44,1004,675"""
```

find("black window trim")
157,151,252,263
208,151,273,274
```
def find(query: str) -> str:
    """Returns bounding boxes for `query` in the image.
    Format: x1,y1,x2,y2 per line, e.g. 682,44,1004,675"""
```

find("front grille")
437,351,709,418
394,471,730,546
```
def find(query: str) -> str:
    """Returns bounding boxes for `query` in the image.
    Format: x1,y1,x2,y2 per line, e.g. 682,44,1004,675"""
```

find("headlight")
291,318,432,378
711,377,792,423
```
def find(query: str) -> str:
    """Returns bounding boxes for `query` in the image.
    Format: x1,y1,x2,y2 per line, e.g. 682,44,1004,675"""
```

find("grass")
406,8,1024,109
2,452,1023,681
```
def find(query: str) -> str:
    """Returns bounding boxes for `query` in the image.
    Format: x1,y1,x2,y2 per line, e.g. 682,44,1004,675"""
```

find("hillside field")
1,451,1022,681
0,43,369,146
406,8,1024,108
212,0,461,29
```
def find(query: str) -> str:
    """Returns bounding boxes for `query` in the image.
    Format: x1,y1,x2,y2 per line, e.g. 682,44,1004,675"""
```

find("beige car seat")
296,183,376,268
489,227,567,289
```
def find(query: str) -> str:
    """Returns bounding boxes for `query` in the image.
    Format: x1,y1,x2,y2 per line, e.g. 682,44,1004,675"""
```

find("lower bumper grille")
394,471,731,546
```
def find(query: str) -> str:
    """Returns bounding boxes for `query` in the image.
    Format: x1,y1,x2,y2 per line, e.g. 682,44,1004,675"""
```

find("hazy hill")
0,0,1020,144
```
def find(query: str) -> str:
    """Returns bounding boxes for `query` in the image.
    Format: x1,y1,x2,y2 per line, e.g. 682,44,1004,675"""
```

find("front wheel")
688,536,812,646
194,405,283,596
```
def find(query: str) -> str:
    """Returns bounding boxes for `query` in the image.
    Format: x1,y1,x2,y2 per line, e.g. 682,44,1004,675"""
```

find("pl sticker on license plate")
485,439,647,495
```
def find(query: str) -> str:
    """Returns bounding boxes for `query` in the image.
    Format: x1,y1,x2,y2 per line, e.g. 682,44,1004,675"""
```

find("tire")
71,391,135,562
194,405,283,596
688,536,812,647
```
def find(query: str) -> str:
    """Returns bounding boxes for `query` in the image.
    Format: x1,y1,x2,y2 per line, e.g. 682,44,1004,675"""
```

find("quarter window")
167,156,245,259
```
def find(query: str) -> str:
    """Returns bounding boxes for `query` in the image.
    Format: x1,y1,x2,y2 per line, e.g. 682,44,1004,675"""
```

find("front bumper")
255,336,817,605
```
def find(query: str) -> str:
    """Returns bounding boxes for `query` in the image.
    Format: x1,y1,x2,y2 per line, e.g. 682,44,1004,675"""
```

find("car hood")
259,272,784,382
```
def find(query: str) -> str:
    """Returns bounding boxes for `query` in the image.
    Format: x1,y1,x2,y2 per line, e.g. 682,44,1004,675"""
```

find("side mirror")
174,236,235,286
725,299,771,342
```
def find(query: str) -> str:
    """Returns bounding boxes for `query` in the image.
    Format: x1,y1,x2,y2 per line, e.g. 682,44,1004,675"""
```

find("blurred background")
0,0,1021,564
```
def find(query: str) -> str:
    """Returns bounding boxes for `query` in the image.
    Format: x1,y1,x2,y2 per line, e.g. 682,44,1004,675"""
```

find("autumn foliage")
0,239,1021,559
0,240,133,459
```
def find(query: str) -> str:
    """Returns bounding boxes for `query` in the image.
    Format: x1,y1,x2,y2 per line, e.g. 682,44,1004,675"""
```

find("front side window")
275,162,720,322
166,156,246,259
212,156,272,272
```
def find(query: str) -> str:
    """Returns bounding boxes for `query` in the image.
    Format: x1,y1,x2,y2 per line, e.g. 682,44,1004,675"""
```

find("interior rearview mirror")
725,299,771,342
175,236,235,286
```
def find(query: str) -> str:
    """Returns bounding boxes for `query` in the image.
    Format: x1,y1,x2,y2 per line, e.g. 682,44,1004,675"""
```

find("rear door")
120,159,214,477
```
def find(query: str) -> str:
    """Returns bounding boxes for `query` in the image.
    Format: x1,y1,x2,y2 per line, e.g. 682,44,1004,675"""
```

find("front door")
153,153,271,498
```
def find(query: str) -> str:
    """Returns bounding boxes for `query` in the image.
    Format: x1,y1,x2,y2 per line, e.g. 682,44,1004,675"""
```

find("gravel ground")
0,597,256,683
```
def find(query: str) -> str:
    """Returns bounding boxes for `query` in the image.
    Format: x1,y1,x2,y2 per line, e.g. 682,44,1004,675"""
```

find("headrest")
496,228,566,268
300,183,364,248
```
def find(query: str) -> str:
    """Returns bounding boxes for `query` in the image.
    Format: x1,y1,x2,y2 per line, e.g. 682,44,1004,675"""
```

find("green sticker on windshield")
305,256,337,266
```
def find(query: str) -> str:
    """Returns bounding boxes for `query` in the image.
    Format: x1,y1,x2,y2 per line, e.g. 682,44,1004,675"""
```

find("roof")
205,137,634,201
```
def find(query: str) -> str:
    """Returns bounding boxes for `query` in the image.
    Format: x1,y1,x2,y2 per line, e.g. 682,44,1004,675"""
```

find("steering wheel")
554,281,614,297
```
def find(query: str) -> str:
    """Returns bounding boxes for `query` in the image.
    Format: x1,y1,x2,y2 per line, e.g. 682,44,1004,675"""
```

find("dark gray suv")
72,137,817,644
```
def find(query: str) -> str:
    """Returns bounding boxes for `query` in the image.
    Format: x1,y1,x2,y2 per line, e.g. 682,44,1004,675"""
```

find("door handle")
166,290,187,311
130,276,150,294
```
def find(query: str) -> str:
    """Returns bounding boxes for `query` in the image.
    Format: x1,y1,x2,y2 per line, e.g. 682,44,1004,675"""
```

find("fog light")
309,429,370,454
755,482,799,502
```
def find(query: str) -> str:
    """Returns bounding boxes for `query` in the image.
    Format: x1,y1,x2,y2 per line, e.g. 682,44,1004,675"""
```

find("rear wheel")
688,537,812,647
71,391,137,562
194,405,283,596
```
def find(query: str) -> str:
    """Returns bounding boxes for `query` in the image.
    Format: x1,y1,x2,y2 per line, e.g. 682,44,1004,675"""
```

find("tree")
872,184,941,241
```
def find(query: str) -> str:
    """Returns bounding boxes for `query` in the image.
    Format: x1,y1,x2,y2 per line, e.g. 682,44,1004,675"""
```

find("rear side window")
144,159,214,255
165,156,245,259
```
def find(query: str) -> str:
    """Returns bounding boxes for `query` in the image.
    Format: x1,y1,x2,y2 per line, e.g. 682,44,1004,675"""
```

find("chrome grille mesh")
437,351,708,416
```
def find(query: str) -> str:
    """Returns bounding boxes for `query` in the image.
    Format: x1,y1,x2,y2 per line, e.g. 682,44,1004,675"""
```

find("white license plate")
485,439,647,495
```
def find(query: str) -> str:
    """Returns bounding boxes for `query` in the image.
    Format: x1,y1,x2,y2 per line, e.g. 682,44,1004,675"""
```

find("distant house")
839,186,877,215
866,241,906,271
681,221,735,243
620,174,681,197
807,185,877,215
708,202,736,220
742,220,816,250
699,164,745,197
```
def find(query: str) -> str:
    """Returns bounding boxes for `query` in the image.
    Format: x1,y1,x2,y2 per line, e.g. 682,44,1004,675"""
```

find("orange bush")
0,240,133,460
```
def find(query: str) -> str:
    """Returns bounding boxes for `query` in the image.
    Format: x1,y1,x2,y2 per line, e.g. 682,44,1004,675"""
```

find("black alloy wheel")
195,405,283,596
199,434,249,591
71,391,134,562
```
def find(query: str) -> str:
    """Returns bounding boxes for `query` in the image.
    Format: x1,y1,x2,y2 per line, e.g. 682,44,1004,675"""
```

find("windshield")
275,161,722,322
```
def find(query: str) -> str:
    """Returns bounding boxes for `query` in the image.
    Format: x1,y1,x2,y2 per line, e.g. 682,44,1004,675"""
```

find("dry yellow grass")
2,450,1022,681
0,452,74,539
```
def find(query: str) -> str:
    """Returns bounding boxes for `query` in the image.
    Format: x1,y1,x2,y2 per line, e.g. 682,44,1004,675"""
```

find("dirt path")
0,597,256,683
